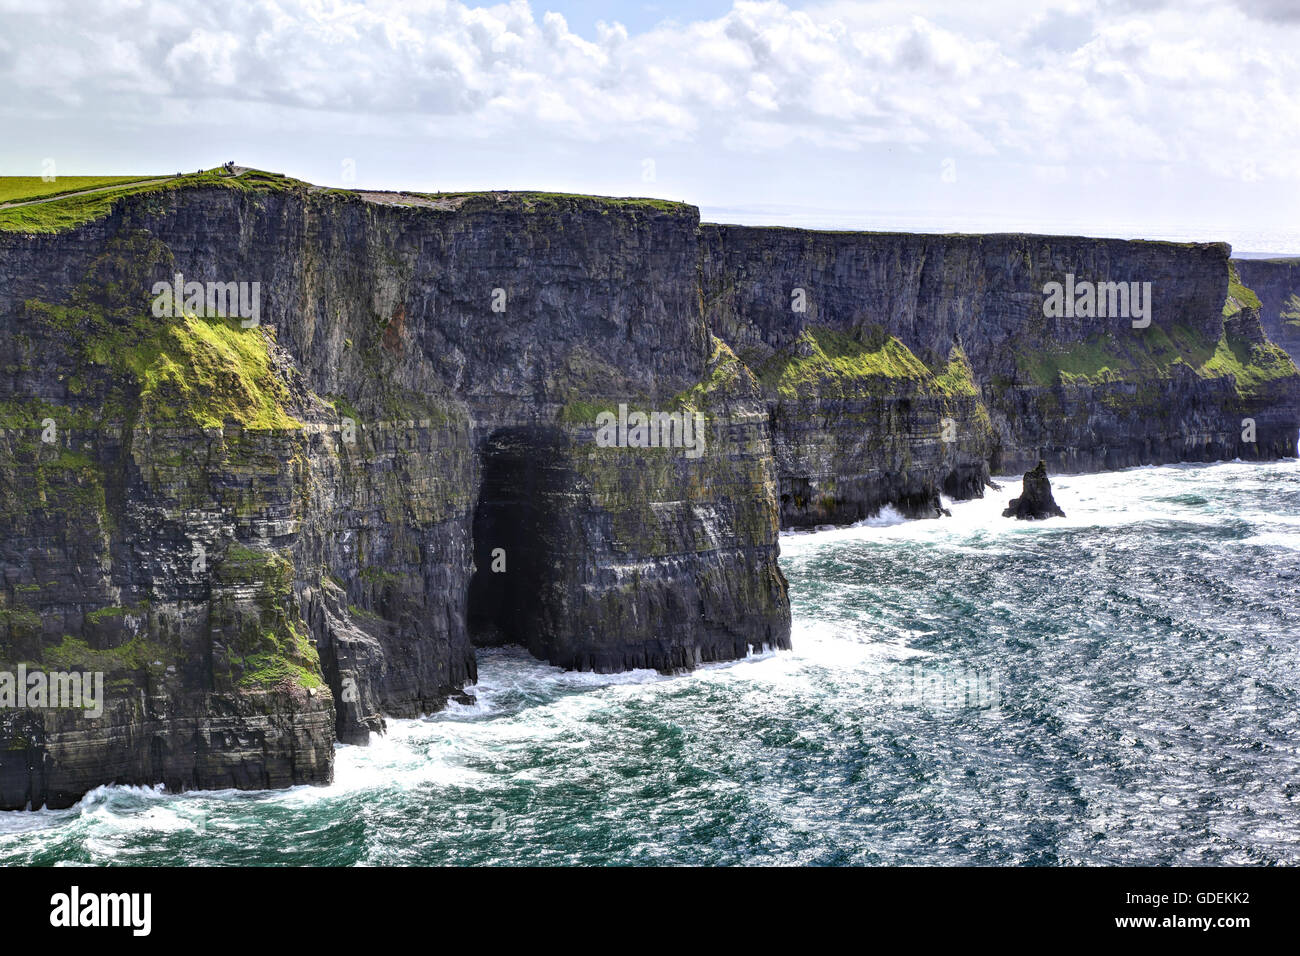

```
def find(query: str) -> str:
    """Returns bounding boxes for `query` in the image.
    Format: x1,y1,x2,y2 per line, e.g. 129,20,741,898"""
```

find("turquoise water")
2,461,1297,865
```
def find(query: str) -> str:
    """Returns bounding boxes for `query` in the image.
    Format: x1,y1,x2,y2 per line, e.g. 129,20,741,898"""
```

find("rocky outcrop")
0,685,333,810
0,174,1296,807
1232,257,1300,369
1002,460,1065,520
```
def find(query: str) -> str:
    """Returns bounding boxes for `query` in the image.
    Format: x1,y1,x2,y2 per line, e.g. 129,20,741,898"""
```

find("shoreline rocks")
1002,460,1066,520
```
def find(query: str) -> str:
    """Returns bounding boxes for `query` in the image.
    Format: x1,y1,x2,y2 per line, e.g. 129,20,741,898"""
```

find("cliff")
0,176,789,807
0,171,1295,807
702,227,1300,527
1232,257,1300,370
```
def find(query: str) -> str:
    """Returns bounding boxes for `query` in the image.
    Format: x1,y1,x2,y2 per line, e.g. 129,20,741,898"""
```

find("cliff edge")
0,171,1295,807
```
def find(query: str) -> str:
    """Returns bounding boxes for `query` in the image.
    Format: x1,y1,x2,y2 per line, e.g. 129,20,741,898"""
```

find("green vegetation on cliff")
2,236,319,699
931,346,981,398
676,336,750,411
234,621,323,691
1201,333,1297,395
15,229,303,430
1015,268,1296,401
755,326,977,399
1015,324,1296,401
0,168,305,233
120,313,302,430
0,175,161,204
29,301,302,429
1017,325,1192,386
1223,262,1263,318
1281,293,1300,329
218,545,324,690
39,633,171,693
0,426,113,538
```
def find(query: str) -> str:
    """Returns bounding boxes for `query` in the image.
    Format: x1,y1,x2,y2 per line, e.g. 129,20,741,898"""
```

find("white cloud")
2,0,1299,245
0,0,1294,180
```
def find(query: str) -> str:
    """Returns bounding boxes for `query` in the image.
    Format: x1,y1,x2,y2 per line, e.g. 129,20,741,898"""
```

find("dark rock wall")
0,188,788,805
1,185,1296,807
702,226,1300,495
1233,257,1300,366
700,227,1227,366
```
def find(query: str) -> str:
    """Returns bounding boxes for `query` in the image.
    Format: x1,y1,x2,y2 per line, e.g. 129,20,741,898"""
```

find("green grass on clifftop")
0,170,690,234
0,169,305,233
414,190,690,213
0,176,161,204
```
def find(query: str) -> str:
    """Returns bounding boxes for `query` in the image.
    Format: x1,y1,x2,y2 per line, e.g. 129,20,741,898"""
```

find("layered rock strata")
1232,257,1300,369
1002,460,1066,520
0,175,1295,806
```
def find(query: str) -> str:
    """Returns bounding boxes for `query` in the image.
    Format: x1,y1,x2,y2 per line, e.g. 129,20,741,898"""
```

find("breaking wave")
2,460,1297,865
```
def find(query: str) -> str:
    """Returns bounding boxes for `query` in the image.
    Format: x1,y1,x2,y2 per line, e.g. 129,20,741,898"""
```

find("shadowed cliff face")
468,427,573,652
700,227,1230,366
0,181,1295,807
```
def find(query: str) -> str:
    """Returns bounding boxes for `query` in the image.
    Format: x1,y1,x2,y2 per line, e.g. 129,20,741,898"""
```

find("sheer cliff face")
702,227,1300,523
0,187,789,807
0,180,1296,808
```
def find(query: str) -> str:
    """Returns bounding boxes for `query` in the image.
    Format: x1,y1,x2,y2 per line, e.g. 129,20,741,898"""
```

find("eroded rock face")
1002,460,1066,520
1233,258,1300,369
700,227,1300,486
0,183,1296,807
0,188,789,806
0,686,333,810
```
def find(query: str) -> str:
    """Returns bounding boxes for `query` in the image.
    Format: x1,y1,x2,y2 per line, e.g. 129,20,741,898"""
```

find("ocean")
2,460,1297,865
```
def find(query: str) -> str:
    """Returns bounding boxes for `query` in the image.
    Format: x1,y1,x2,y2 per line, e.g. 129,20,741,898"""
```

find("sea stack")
1003,460,1066,519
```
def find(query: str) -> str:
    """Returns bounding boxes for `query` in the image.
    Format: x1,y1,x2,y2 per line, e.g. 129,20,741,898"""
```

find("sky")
2,0,1298,251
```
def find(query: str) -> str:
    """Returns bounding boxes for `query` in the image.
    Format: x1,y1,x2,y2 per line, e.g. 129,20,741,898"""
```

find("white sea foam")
2,459,1296,865
1244,531,1300,551
779,459,1299,562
